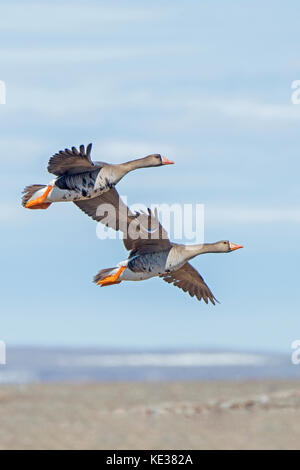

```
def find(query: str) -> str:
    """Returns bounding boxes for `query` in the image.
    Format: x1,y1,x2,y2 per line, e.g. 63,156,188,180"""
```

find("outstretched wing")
161,262,217,304
47,143,102,176
124,207,171,254
74,193,171,253
73,187,135,232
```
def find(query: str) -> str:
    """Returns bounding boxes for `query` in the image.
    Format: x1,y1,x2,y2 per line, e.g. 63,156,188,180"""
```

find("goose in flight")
22,143,174,211
91,207,243,304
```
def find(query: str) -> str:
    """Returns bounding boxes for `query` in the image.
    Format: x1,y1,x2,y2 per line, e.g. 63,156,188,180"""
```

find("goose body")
112,250,183,282
26,166,117,205
22,143,242,304
92,208,243,303
22,143,173,210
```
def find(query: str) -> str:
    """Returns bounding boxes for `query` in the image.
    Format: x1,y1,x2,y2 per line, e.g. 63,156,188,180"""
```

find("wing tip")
47,143,95,175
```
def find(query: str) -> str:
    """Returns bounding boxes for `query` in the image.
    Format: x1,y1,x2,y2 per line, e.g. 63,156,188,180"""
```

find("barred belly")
128,252,171,276
48,169,112,202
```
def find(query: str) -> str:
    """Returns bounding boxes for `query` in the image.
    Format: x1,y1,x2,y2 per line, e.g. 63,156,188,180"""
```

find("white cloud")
0,3,167,34
0,46,162,65
213,99,300,121
0,138,50,165
186,96,300,123
2,86,155,119
5,87,300,130
206,205,300,224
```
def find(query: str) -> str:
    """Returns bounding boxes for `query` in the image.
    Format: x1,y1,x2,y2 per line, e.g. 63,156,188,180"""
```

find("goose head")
178,240,243,263
135,154,174,168
214,240,244,252
113,154,174,183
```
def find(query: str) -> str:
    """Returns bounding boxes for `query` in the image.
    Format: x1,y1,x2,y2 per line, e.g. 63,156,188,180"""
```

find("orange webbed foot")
97,266,126,287
25,185,53,209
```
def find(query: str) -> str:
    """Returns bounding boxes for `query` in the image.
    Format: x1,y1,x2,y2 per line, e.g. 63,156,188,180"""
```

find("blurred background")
1,0,300,384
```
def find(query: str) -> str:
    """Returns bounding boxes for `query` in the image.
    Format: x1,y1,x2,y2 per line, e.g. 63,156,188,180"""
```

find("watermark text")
95,198,205,244
0,81,6,104
0,341,6,365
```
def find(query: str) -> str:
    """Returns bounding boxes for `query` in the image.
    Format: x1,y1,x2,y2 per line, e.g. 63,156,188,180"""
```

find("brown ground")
0,380,300,450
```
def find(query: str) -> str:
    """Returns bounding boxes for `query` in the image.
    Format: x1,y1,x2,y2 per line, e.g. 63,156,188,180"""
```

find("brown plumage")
91,206,243,304
23,143,174,210
160,262,217,305
47,143,95,176
74,187,135,232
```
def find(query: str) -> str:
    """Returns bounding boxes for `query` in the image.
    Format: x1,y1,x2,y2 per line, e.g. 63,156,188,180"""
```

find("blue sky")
1,0,300,353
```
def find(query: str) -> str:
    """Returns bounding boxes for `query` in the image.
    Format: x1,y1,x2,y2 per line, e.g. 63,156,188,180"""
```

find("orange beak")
230,242,243,251
161,156,174,165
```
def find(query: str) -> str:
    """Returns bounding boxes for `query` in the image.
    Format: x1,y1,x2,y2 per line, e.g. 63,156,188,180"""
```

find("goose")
91,207,243,304
22,143,174,211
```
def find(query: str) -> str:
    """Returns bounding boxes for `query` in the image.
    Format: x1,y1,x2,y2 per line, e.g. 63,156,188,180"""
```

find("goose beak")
161,156,174,165
230,242,243,251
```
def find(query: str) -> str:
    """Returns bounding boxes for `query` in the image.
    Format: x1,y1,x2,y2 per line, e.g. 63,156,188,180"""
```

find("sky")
0,0,300,353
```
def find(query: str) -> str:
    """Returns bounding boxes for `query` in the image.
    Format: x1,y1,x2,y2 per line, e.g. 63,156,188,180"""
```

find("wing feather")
74,193,171,253
47,143,101,176
125,208,171,254
161,262,217,304
73,187,135,232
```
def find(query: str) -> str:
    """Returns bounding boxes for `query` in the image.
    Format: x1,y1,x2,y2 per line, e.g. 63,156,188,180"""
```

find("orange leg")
97,266,126,287
25,185,53,209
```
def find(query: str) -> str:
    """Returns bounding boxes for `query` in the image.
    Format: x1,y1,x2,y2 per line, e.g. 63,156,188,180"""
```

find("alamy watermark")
0,81,6,104
291,340,300,365
0,341,6,365
291,80,300,104
95,198,205,244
